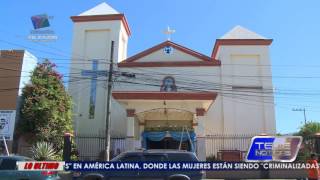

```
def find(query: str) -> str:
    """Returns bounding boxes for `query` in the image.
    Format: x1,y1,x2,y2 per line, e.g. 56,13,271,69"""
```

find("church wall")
67,3,277,159
115,66,224,135
216,45,276,135
69,20,128,136
204,95,224,135
137,49,203,62
115,66,221,92
117,23,129,62
123,100,205,115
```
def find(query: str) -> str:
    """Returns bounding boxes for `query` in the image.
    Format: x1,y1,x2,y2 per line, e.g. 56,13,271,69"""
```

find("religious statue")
160,76,177,92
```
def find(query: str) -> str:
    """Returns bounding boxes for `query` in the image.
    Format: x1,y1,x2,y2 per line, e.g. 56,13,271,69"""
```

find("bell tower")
69,2,130,136
70,2,130,64
212,25,276,135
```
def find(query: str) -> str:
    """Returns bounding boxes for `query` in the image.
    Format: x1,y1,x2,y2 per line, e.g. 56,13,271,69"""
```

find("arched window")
160,76,177,92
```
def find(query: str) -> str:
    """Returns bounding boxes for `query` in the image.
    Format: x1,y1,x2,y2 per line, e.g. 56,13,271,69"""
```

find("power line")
113,79,320,111
122,67,320,79
116,69,320,95
0,29,94,61
1,36,320,68
1,75,319,105
1,52,320,107
0,53,113,63
3,71,317,112
1,65,320,99
65,75,320,111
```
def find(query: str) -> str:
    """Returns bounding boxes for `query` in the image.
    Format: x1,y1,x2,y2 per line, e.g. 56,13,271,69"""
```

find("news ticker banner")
246,136,302,162
16,135,304,171
16,161,319,171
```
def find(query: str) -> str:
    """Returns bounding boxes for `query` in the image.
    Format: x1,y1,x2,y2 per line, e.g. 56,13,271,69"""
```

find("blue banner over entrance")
142,131,196,152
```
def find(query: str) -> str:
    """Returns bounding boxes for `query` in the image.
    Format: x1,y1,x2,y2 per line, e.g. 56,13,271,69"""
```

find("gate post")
63,133,72,161
126,109,136,151
195,108,206,161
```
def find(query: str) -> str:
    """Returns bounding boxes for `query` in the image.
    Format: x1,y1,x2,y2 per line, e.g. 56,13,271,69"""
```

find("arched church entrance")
136,108,195,151
112,91,217,160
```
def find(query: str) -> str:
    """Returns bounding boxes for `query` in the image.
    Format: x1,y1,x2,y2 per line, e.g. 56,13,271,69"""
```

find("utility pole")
292,108,307,125
105,41,114,161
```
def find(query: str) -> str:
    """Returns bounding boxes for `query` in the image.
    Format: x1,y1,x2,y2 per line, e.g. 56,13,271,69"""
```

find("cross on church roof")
163,26,175,41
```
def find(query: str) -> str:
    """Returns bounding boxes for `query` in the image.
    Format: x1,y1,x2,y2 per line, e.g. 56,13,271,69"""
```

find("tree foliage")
297,122,320,137
295,122,320,162
19,60,72,151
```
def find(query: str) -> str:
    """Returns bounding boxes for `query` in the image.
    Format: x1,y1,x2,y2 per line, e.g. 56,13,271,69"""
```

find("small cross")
163,26,175,41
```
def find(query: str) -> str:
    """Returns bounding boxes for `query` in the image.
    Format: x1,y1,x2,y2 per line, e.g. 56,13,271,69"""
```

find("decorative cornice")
70,14,131,36
123,41,216,63
118,61,220,67
211,39,273,59
112,91,217,100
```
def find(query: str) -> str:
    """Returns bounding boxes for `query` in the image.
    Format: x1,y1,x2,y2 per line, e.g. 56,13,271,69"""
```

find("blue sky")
0,0,319,134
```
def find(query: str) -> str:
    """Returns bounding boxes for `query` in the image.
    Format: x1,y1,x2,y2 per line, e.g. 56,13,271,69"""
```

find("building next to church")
0,50,37,153
68,3,276,161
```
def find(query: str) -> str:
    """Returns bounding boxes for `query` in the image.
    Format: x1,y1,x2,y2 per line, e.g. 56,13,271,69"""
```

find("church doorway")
147,137,191,151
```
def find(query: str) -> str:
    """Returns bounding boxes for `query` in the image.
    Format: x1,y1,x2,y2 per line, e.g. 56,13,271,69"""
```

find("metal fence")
73,134,256,160
205,134,255,159
74,134,126,160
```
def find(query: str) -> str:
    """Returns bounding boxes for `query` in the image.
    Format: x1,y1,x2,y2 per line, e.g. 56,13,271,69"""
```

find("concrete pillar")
195,108,206,161
63,133,72,161
126,109,135,151
139,122,145,149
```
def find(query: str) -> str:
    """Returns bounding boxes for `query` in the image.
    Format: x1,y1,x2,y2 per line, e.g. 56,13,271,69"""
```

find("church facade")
68,3,276,161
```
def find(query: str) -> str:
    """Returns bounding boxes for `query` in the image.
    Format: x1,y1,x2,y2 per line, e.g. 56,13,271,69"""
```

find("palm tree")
30,141,57,161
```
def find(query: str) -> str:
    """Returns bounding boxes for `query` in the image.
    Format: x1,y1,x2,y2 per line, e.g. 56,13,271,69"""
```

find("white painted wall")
137,48,203,62
115,65,223,137
216,45,276,135
67,3,276,160
19,51,37,95
69,19,127,137
68,15,276,158
71,38,275,137
115,66,221,92
115,44,276,136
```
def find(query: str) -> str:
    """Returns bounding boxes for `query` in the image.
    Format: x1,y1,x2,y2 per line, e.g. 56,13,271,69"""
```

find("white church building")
68,3,276,161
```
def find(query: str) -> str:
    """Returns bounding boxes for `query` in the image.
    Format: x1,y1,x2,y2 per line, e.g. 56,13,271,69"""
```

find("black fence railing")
73,134,126,160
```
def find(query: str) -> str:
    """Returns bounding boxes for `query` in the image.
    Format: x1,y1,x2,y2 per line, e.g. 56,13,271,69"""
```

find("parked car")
75,149,203,180
0,155,60,180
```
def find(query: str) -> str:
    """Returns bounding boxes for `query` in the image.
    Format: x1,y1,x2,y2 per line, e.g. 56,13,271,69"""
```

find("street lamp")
292,108,307,125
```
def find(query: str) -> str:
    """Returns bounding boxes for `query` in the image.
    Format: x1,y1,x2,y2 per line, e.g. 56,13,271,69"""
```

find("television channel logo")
28,14,57,42
246,136,302,162
31,14,50,29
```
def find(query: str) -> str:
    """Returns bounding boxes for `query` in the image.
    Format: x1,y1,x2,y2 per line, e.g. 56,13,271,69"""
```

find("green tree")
18,60,72,153
298,122,320,137
296,122,320,162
